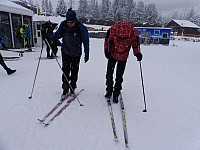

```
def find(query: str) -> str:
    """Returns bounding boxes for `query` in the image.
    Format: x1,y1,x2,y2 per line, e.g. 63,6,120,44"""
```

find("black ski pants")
45,40,58,57
106,57,127,96
0,53,9,70
61,52,81,92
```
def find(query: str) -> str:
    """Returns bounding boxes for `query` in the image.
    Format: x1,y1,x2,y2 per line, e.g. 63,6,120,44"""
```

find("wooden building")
165,20,200,36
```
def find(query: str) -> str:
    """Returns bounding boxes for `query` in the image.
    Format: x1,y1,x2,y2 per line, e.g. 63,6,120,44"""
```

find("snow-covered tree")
186,7,195,21
41,0,49,15
136,1,145,23
68,0,75,9
121,0,134,20
56,0,67,16
78,0,89,17
145,3,158,24
88,0,96,18
48,0,53,15
101,0,110,20
129,2,137,22
112,0,124,22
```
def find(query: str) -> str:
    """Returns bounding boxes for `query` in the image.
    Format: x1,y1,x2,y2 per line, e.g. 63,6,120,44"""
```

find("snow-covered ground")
0,38,200,150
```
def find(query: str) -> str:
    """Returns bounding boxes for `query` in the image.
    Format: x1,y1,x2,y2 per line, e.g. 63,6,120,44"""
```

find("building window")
154,30,160,36
11,13,22,48
162,33,168,38
0,11,12,48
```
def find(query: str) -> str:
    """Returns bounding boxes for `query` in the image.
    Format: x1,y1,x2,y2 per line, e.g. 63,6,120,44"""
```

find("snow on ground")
0,38,200,150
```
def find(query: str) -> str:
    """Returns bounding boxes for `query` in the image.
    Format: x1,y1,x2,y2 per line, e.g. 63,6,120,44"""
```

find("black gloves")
136,53,143,61
104,50,111,59
84,56,89,63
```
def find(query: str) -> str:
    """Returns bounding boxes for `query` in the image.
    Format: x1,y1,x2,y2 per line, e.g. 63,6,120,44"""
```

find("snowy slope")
0,38,200,150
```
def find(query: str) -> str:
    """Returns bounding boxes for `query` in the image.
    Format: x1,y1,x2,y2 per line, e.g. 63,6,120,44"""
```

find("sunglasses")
67,21,75,24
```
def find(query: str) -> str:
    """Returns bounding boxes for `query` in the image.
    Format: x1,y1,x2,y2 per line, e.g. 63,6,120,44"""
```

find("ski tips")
38,119,49,126
43,123,49,126
38,119,44,123
143,109,147,112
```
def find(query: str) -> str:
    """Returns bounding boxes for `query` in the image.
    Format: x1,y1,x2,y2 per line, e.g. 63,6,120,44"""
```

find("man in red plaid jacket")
104,21,142,103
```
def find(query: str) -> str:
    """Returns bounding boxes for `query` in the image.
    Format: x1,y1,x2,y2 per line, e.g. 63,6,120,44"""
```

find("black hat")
66,8,77,21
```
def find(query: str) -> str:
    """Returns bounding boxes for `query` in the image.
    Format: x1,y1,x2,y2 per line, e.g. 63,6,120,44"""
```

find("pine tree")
129,2,137,22
42,0,45,12
93,1,100,19
49,0,53,15
121,0,134,20
69,0,75,8
56,0,67,16
136,1,145,23
89,0,96,18
112,0,124,22
101,0,110,20
145,3,158,24
78,0,88,17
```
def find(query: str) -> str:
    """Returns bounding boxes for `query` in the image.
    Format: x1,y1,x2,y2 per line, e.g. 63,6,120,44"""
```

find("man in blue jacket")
50,8,90,97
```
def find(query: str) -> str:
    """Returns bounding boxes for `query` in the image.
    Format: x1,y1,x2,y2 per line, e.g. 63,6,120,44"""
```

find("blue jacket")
50,20,89,57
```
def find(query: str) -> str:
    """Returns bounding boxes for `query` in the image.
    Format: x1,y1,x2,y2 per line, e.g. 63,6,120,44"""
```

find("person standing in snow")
50,8,90,97
19,25,26,48
104,20,142,103
41,21,58,59
24,24,31,49
0,52,16,75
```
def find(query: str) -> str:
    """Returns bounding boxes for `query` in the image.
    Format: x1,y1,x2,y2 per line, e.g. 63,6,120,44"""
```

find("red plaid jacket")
104,21,140,61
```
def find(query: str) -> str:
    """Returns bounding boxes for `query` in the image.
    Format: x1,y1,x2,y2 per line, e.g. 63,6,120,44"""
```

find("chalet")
0,0,34,48
165,20,200,36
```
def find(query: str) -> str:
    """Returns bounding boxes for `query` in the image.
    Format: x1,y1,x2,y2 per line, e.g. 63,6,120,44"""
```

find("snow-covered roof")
173,19,200,28
0,0,33,16
33,15,65,24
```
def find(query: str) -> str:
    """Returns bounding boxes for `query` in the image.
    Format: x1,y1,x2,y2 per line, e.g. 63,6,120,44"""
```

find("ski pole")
45,39,83,106
28,43,44,99
139,61,147,112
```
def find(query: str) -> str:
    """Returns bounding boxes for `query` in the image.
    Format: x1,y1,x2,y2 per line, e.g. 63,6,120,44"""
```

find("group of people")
1,8,143,103
18,24,31,49
46,8,142,103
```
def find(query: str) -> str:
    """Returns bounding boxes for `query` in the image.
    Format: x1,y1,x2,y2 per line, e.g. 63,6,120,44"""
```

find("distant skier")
24,24,31,50
0,52,16,75
49,8,90,97
19,25,26,48
104,20,142,103
41,21,58,58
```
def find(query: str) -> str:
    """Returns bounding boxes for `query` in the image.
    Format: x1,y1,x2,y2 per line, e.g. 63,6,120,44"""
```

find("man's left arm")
81,24,90,63
132,29,142,61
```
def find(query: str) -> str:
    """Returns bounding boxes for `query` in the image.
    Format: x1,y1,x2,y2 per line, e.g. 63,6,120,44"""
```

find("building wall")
0,11,12,47
136,27,171,45
0,11,33,49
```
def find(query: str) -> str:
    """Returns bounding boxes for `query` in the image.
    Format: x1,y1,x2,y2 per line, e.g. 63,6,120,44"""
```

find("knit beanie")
66,8,77,21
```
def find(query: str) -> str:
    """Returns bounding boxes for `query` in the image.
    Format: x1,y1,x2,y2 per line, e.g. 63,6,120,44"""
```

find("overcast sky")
33,0,200,15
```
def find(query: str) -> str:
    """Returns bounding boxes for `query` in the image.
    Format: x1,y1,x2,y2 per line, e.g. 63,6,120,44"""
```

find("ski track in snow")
1,38,200,150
